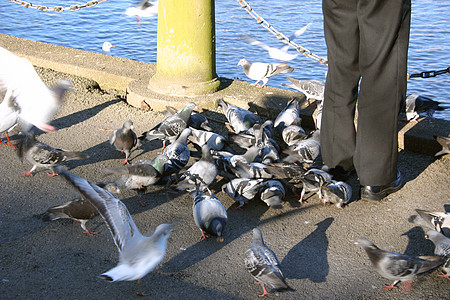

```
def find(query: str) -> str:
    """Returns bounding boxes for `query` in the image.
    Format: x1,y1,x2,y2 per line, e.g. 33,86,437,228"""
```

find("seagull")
17,133,89,177
241,23,312,61
237,59,294,88
282,77,325,104
244,228,293,297
355,237,444,292
408,209,450,237
0,89,19,147
217,98,259,134
103,155,168,206
139,102,198,149
102,42,115,54
110,120,137,165
434,135,450,157
42,182,120,236
56,167,176,296
171,144,217,192
191,187,228,242
125,0,158,22
0,46,74,133
404,94,447,122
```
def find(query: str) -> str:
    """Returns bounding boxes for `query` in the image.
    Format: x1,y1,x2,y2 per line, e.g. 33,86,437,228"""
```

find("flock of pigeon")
1,38,449,297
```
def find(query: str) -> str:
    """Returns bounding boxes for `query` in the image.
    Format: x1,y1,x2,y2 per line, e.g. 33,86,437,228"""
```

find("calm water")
0,0,448,120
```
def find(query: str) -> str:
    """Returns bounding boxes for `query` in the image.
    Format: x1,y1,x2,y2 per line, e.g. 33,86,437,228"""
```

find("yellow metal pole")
148,0,220,96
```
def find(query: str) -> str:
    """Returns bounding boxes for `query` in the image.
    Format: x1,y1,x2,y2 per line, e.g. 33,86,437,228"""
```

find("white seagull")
57,167,176,296
125,0,158,23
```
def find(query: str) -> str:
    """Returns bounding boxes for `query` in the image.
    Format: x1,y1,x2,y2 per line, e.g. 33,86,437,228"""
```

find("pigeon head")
425,229,442,241
123,120,134,130
355,237,379,250
237,58,250,67
152,154,169,174
209,219,225,242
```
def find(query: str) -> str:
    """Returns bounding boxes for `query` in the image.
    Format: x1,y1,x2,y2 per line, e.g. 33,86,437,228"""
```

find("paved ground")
0,68,449,299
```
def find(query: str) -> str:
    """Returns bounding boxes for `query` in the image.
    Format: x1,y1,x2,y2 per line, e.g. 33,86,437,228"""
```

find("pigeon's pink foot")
382,281,399,291
22,171,33,177
258,284,269,297
83,229,98,236
122,159,130,165
47,171,59,177
200,230,210,240
138,199,149,206
437,272,450,279
231,205,243,211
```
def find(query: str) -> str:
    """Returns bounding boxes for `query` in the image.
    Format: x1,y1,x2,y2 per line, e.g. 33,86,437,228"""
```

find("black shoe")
360,171,402,201
322,165,355,182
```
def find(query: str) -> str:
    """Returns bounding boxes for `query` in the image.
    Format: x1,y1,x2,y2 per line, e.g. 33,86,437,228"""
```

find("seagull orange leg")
136,279,149,296
6,133,16,147
382,280,399,290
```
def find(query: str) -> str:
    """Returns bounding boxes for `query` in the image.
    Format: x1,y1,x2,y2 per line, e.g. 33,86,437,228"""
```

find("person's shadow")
282,217,334,282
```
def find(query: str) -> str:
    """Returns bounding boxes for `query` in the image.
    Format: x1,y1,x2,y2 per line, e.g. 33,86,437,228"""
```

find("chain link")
237,0,328,66
8,0,108,12
407,67,449,79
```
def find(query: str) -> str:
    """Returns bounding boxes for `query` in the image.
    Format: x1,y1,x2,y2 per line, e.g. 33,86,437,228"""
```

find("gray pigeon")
17,133,89,177
0,90,19,147
0,46,74,133
319,180,352,208
298,168,333,203
42,182,120,235
404,94,447,121
434,135,450,157
217,98,259,134
273,98,301,132
228,120,276,149
237,59,294,88
191,187,228,242
259,180,285,209
222,178,267,208
409,209,450,237
103,155,168,206
232,160,273,179
213,146,260,179
163,105,213,131
282,117,307,147
253,123,279,164
244,228,293,297
110,120,137,165
282,130,321,165
56,167,175,296
282,77,325,103
355,237,444,292
171,144,217,192
188,128,227,151
425,230,450,258
163,128,191,176
264,162,307,184
139,102,198,148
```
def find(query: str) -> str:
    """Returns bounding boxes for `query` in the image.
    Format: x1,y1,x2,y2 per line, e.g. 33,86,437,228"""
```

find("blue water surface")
0,0,448,120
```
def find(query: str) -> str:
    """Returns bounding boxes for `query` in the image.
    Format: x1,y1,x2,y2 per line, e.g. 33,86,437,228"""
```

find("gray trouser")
321,0,411,186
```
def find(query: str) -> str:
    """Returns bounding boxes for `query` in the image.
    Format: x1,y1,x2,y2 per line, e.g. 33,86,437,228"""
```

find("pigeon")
228,120,277,149
110,120,137,165
188,128,227,151
319,180,352,208
163,128,191,176
282,77,325,104
222,178,267,208
17,133,89,177
125,0,158,22
408,209,450,237
237,59,294,88
282,130,321,165
355,237,444,292
264,162,307,184
171,144,217,192
241,23,311,61
102,42,115,53
217,98,259,134
139,102,198,148
259,180,285,209
404,94,447,121
298,168,333,203
273,98,301,132
434,135,450,157
163,106,213,131
253,123,279,164
0,46,73,133
213,146,260,179
0,90,19,147
232,160,273,179
244,228,293,297
56,167,175,296
282,117,307,147
191,187,227,242
425,230,450,258
103,155,168,206
42,182,120,236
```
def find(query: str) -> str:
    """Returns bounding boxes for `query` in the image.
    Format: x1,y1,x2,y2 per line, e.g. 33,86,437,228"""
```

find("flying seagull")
56,167,176,296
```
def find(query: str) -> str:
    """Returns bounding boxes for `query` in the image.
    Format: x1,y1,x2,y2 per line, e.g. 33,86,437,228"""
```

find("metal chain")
8,0,108,12
237,0,328,66
407,67,449,79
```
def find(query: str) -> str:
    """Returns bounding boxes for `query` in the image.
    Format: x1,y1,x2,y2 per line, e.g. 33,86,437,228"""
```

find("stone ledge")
0,33,448,157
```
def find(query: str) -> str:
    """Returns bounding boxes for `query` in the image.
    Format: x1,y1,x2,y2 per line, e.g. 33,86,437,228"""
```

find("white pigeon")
0,46,73,133
0,89,19,147
241,23,312,61
57,167,176,296
237,59,294,88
